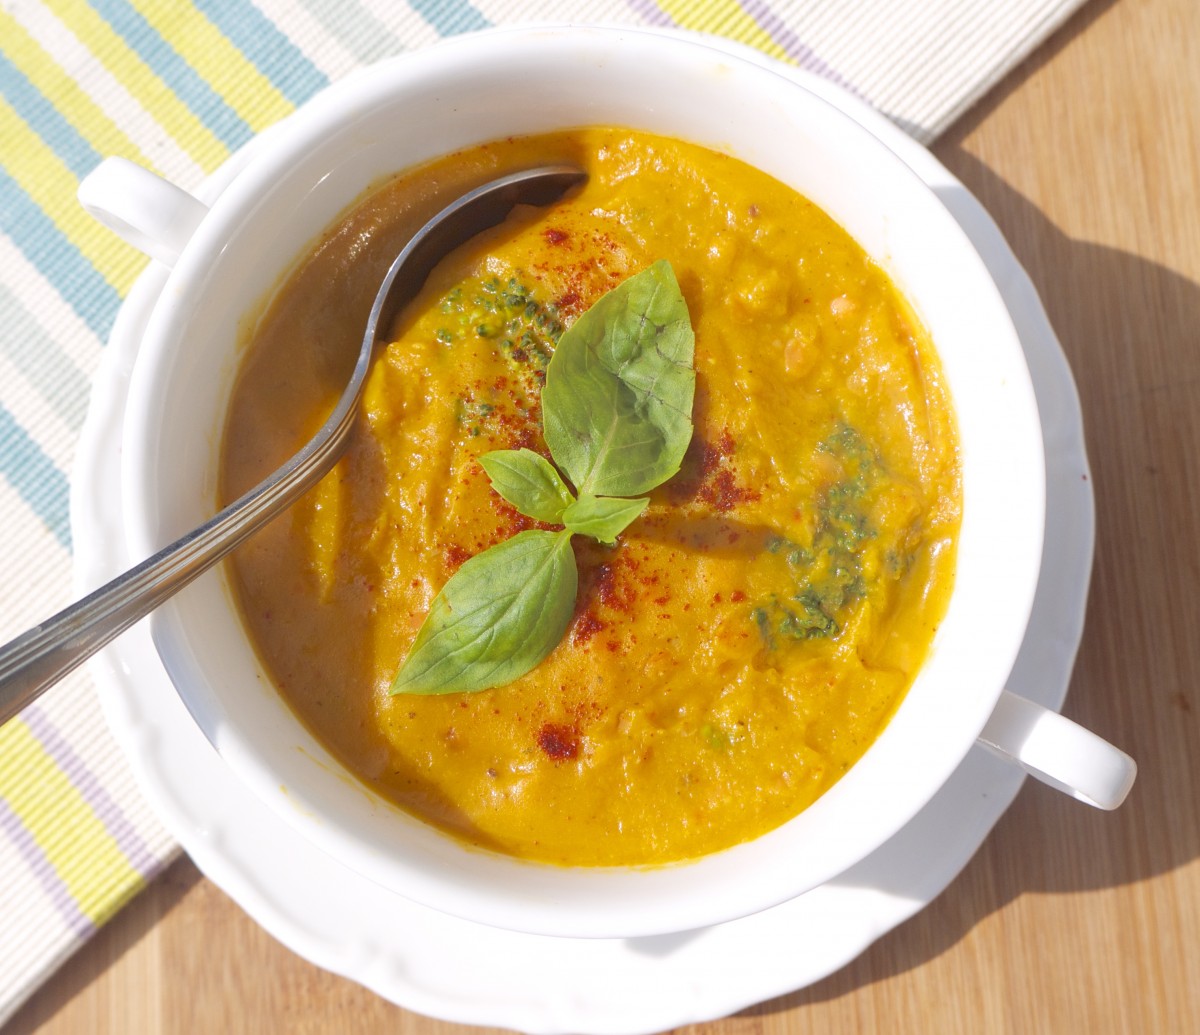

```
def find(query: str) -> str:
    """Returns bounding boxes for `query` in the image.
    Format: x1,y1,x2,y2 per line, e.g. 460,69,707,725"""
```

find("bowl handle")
78,157,208,268
977,689,1136,809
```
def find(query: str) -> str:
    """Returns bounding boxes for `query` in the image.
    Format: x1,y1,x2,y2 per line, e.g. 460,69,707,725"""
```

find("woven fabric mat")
0,0,1087,1023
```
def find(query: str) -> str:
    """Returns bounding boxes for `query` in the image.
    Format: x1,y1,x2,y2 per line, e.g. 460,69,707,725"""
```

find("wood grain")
8,0,1198,1030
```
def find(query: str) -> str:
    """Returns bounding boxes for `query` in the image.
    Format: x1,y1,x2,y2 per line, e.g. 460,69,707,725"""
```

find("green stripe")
0,284,92,433
295,0,405,65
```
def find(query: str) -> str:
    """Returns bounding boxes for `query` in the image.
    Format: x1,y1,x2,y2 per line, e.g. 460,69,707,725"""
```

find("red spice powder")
555,290,582,314
572,610,604,645
594,562,618,608
698,468,760,513
669,428,736,503
537,722,579,761
490,495,556,541
676,426,760,512
443,544,471,572
697,440,723,478
531,230,626,321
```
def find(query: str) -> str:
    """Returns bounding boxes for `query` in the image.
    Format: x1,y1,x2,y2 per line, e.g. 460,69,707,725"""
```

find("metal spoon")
0,165,586,725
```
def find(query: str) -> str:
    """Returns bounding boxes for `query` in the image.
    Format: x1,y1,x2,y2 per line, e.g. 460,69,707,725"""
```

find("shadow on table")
747,12,1200,1022
5,858,200,1034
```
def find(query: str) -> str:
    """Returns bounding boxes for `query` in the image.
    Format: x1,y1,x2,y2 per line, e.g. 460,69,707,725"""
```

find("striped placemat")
0,0,1087,1023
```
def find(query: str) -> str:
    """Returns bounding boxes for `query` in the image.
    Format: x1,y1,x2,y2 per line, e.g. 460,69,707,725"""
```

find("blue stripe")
0,168,122,342
0,404,71,550
190,0,329,107
407,0,491,36
86,0,254,152
0,53,103,179
0,285,93,433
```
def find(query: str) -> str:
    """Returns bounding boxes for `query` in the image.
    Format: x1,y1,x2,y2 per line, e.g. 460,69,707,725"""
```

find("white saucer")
70,43,1093,1035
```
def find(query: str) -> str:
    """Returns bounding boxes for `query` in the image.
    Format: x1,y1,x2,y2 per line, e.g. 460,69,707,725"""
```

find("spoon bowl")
0,164,585,725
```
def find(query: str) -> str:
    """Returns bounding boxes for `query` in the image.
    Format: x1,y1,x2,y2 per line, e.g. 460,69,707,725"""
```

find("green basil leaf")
542,259,695,497
562,493,649,545
390,529,577,695
479,448,575,524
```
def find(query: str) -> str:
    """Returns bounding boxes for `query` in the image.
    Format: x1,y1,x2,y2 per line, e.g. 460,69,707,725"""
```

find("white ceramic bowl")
93,26,1101,939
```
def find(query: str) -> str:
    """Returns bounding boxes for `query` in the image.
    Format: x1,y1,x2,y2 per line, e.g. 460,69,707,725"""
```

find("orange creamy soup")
220,129,961,866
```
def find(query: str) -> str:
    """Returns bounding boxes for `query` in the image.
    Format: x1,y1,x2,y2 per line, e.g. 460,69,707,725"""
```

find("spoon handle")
0,164,585,727
0,397,354,727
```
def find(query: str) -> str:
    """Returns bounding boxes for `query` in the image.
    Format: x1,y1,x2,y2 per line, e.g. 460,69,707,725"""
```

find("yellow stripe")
0,99,144,295
131,0,294,133
656,0,791,63
0,10,154,170
41,0,229,172
0,720,143,925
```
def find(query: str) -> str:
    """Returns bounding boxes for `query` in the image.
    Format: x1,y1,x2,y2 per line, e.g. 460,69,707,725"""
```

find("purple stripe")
736,0,856,91
21,706,162,879
0,796,94,939
626,0,677,28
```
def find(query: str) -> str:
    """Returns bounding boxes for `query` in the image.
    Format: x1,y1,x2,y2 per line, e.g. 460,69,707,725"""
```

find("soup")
220,129,961,866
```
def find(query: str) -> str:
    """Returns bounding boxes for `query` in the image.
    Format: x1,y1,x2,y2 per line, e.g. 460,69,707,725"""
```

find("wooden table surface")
8,0,1199,1031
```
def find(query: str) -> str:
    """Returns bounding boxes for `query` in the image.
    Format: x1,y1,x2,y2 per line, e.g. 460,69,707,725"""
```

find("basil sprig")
390,530,578,696
479,449,574,525
542,259,696,496
561,493,650,546
391,260,695,696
